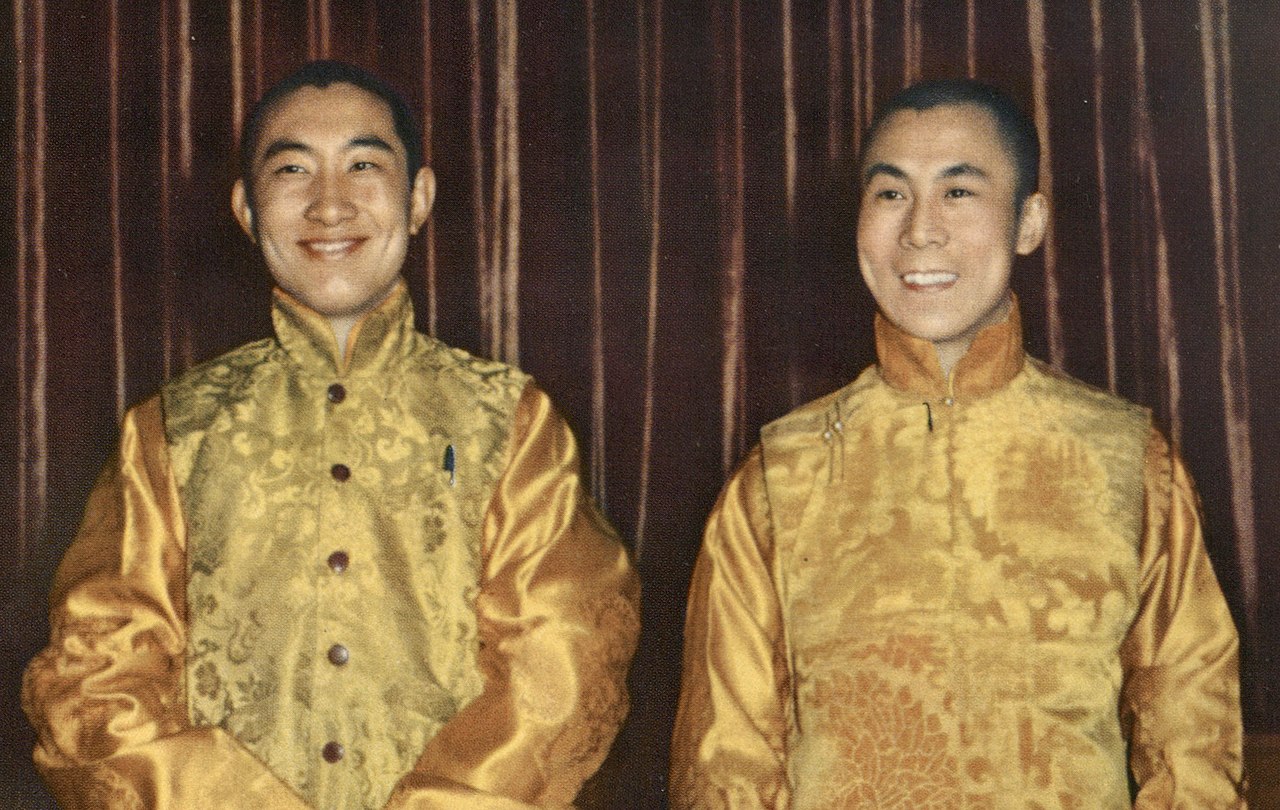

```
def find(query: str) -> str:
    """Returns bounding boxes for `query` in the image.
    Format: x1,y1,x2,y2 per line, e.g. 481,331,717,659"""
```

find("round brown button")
327,383,346,404
327,550,349,573
322,741,344,763
328,643,349,666
330,463,351,482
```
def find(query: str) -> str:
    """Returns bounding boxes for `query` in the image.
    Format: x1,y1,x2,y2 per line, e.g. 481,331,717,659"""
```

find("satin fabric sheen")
671,301,1245,809
23,283,640,809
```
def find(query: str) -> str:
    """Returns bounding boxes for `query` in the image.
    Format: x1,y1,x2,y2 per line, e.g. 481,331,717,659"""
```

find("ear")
409,167,436,235
1014,191,1048,255
231,179,256,242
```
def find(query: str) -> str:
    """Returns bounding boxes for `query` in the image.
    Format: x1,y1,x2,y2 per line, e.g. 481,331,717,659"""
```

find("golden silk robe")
671,305,1245,809
23,283,640,810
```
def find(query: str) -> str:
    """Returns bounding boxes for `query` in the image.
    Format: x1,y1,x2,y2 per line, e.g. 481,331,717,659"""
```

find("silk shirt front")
671,303,1245,809
24,283,640,810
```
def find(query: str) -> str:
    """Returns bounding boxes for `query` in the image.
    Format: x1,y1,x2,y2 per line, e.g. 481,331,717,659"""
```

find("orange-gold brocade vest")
161,286,527,809
759,312,1151,808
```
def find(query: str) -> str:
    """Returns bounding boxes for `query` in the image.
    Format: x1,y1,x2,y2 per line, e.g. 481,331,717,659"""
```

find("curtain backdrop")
4,1,1277,806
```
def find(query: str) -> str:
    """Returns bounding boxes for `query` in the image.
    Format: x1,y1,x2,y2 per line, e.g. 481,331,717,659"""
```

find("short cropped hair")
239,60,422,208
861,79,1040,206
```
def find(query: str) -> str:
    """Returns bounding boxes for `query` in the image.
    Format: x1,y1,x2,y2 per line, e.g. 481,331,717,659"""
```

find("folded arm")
385,383,640,810
22,398,309,810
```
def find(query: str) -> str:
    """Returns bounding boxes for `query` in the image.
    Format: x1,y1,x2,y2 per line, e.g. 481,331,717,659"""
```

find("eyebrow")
257,134,398,164
938,162,989,180
260,139,311,163
349,135,396,154
862,161,991,185
863,162,906,184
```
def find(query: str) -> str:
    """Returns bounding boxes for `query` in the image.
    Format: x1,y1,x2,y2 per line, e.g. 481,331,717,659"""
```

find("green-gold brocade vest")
759,358,1152,808
162,288,528,809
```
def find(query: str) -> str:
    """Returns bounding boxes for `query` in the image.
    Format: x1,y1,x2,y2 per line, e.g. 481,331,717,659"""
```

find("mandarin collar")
874,295,1026,399
271,280,417,377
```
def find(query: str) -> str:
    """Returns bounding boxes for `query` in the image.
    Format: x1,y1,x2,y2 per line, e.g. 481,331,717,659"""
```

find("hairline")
859,82,1040,209
239,62,422,216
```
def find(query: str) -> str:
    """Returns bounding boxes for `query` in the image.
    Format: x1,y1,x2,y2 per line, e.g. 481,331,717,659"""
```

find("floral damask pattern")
165,288,528,809
769,354,1150,807
811,670,962,809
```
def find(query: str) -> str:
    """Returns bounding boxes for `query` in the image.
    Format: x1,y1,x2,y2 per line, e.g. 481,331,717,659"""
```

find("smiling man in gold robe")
23,60,639,810
671,79,1245,808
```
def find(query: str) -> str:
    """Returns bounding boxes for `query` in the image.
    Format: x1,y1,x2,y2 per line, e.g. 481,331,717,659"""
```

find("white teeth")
903,271,957,286
305,240,355,255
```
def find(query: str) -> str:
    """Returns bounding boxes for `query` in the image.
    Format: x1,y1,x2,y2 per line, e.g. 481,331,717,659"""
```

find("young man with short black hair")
672,79,1245,808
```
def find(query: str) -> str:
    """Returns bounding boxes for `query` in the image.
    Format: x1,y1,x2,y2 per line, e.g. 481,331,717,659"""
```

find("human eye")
272,163,306,176
944,187,974,199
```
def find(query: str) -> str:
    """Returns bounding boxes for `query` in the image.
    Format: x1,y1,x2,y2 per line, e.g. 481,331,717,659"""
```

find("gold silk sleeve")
384,383,640,810
669,446,791,810
21,397,310,809
1121,428,1247,808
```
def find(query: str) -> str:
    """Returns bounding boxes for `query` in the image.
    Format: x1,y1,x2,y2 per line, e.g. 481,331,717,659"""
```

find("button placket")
318,377,355,778
326,379,353,484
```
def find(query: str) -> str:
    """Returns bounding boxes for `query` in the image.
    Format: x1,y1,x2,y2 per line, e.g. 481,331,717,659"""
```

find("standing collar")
271,280,418,377
874,294,1026,399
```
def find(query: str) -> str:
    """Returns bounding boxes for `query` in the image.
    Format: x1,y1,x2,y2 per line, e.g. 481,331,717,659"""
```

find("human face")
232,83,434,322
857,103,1046,373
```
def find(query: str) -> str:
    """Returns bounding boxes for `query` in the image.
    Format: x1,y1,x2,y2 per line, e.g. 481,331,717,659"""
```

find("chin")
888,314,967,344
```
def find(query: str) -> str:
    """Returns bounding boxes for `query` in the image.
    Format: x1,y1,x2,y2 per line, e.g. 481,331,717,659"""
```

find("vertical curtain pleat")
781,0,796,225
1027,0,1063,369
230,0,245,140
1130,0,1184,445
14,0,50,567
496,0,520,364
634,0,663,559
586,0,608,508
160,0,175,380
468,0,491,355
1090,0,1118,393
421,0,438,336
1199,0,1259,684
109,0,126,420
178,0,192,179
717,0,747,477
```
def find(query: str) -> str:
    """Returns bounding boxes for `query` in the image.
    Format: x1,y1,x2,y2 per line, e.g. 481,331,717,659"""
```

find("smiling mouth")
299,238,366,259
901,271,958,290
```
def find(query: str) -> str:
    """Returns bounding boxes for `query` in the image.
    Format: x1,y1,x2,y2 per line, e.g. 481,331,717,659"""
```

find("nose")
901,197,946,249
304,172,357,225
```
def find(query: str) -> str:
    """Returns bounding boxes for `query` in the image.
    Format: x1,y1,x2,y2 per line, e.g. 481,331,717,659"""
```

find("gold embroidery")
164,289,527,809
765,360,1146,807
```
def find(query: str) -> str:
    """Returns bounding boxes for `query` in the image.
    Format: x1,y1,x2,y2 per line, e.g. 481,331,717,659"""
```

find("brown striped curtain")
5,2,1277,806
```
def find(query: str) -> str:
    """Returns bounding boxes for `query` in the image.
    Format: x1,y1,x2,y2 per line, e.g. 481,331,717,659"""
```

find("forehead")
253,82,401,160
863,103,1014,179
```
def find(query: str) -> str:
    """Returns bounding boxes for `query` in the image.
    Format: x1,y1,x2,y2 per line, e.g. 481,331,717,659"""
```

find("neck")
934,340,968,381
330,315,358,362
934,293,1014,380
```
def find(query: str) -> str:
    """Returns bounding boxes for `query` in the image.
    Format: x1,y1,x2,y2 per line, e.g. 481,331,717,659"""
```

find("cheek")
856,225,901,282
857,205,905,245
954,208,1018,247
252,194,302,233
351,181,406,215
